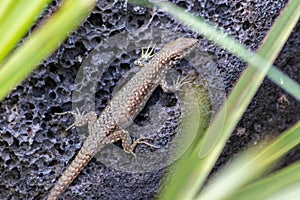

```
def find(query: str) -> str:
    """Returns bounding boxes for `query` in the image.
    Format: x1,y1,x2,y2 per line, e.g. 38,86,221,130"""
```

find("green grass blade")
0,0,96,101
158,0,300,199
224,161,300,200
267,181,300,200
125,0,153,8
0,0,52,62
0,0,15,21
197,122,300,200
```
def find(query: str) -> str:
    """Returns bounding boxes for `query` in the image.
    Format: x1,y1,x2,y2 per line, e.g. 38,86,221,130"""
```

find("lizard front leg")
160,75,193,93
134,43,192,93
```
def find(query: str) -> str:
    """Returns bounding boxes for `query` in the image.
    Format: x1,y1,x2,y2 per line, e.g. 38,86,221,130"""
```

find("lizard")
47,37,198,200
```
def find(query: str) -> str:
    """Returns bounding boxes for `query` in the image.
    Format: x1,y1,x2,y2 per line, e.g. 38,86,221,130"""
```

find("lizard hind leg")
113,129,159,157
55,108,97,130
128,137,159,157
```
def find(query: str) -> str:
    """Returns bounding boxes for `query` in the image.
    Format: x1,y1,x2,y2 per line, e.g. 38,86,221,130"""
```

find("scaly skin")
47,37,198,200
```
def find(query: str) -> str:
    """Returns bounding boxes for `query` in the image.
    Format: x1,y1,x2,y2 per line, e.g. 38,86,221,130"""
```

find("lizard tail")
47,146,96,200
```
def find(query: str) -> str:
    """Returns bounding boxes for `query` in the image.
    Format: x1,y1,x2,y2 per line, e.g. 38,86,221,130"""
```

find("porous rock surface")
0,0,299,199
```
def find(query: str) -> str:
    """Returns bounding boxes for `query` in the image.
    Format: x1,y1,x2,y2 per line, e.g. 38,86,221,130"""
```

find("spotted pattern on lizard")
47,37,198,200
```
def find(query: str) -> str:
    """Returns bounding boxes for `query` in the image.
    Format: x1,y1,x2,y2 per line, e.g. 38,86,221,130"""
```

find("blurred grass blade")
268,67,300,96
0,0,52,62
224,161,300,200
197,122,300,200
266,181,300,200
158,0,300,199
125,0,153,8
0,0,14,20
0,0,96,101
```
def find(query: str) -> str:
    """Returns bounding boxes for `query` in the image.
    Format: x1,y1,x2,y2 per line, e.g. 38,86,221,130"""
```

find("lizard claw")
65,123,75,131
134,42,156,67
55,108,83,117
127,140,159,159
131,137,160,150
55,111,75,116
55,108,89,130
138,141,160,149
172,75,193,91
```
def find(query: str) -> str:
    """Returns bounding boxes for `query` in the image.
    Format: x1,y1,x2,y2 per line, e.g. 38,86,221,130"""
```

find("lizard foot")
127,137,159,157
134,42,156,67
55,108,97,130
161,75,193,93
172,75,193,91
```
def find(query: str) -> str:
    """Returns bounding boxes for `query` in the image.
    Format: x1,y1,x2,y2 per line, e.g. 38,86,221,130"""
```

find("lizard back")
47,37,198,200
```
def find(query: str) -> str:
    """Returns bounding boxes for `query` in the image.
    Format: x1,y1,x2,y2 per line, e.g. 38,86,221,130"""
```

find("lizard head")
159,37,198,65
